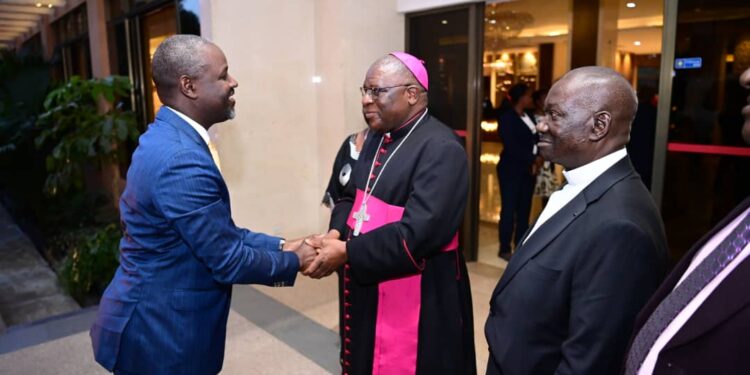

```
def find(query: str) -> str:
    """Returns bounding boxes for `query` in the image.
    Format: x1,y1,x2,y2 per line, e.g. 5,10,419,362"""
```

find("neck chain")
352,109,428,236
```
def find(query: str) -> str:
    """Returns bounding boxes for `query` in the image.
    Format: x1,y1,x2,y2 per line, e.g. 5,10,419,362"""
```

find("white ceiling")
0,0,64,50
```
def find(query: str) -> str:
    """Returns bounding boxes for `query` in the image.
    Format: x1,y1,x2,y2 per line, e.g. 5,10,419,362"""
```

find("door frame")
650,0,678,208
405,2,485,262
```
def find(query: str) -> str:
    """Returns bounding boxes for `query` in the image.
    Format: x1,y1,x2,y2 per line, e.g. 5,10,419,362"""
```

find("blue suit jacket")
90,107,299,374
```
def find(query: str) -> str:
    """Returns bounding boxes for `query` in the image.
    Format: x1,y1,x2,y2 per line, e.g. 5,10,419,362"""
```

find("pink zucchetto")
389,51,429,90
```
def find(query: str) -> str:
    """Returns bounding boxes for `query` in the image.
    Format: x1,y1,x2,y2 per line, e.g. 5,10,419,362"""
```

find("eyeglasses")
359,84,418,100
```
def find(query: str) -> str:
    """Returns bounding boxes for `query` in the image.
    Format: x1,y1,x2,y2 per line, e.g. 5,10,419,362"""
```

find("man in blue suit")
90,35,316,374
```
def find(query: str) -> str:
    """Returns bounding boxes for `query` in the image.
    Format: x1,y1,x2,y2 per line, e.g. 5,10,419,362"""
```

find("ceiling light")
35,3,42,7
312,76,322,84
48,4,53,8
626,2,636,8
441,20,448,25
634,40,642,46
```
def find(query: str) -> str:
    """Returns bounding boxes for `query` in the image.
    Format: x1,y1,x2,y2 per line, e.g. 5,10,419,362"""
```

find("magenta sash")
346,189,458,375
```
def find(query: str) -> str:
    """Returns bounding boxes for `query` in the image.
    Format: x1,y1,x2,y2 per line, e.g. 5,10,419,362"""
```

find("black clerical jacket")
329,112,476,375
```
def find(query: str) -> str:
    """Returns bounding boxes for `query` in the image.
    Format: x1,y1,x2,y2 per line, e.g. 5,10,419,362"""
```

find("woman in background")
496,83,538,261
322,128,368,209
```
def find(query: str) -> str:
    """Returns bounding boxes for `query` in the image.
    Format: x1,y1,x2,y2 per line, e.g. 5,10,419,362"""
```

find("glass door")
407,3,484,261
658,0,750,262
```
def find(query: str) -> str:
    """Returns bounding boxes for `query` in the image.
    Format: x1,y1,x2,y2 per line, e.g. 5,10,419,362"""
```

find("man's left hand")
303,237,347,279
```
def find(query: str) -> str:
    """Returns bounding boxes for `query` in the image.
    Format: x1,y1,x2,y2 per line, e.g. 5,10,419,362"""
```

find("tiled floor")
0,261,508,374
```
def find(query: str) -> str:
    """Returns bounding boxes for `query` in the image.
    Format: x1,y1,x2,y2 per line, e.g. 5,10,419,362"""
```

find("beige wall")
203,0,403,238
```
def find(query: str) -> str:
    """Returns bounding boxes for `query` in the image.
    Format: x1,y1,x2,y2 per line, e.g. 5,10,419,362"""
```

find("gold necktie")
208,141,222,172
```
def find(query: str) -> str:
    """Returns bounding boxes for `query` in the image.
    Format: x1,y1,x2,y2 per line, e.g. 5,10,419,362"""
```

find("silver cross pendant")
352,203,370,236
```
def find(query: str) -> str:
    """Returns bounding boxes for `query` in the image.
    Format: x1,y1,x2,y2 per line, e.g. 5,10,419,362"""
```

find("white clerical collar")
165,106,211,147
562,148,628,187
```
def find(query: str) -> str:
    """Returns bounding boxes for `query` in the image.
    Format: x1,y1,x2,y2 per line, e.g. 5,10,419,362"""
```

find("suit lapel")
659,198,750,349
154,106,230,203
632,197,750,334
491,156,636,299
492,193,586,298
665,255,750,350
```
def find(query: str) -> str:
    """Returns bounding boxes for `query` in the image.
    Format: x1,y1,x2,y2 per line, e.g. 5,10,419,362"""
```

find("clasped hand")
285,230,346,279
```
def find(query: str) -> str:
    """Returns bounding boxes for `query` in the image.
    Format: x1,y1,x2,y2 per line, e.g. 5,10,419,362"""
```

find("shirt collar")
562,148,628,187
165,106,211,147
387,108,428,140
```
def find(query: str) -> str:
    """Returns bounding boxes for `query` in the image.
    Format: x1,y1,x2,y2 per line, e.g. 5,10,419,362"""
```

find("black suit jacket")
498,109,537,174
625,197,750,375
485,156,669,375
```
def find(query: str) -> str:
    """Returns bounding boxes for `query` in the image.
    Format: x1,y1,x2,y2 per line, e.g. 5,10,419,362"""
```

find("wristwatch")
279,239,286,250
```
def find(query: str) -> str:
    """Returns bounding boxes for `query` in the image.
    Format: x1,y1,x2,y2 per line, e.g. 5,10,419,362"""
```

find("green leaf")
102,84,115,103
99,137,112,153
52,144,63,159
115,121,127,141
102,117,113,136
91,85,102,103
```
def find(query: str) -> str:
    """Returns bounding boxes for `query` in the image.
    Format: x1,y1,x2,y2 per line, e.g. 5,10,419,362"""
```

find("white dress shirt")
520,112,538,155
638,206,750,374
523,148,628,243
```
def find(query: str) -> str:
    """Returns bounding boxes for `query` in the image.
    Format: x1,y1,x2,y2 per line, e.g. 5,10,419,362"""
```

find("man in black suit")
623,68,750,375
485,66,669,374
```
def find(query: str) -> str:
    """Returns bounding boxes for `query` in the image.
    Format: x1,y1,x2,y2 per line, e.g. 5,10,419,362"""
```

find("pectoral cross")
352,203,370,236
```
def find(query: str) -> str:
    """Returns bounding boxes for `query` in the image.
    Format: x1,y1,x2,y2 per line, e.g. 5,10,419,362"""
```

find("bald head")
561,66,638,143
537,66,638,169
152,35,213,101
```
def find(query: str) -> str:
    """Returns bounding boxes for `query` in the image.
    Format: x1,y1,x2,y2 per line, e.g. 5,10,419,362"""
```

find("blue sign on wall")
675,57,702,69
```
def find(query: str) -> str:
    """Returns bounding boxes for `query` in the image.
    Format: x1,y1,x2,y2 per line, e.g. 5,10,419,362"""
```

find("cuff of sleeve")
265,235,284,251
274,251,299,287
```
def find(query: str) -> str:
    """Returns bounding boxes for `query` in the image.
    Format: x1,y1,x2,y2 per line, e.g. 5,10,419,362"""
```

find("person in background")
531,88,558,207
322,128,368,209
496,83,538,261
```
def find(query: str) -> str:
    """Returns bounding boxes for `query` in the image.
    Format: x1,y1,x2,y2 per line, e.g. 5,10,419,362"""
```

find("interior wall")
203,0,403,239
204,0,319,238
314,0,405,230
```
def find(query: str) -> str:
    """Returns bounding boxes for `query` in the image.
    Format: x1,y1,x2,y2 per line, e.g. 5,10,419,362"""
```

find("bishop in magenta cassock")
305,52,476,375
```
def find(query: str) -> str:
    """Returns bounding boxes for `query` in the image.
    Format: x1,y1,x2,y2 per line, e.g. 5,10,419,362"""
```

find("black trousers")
497,162,535,254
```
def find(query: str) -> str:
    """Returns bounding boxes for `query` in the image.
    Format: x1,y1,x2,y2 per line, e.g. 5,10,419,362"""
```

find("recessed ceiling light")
634,40,642,46
48,4,53,8
626,2,636,8
35,3,42,7
441,20,448,25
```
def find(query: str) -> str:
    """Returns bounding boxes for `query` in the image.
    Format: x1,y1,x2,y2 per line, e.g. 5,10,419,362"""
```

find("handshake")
284,229,346,279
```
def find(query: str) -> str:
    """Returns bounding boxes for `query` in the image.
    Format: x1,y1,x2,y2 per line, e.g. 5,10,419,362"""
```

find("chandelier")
485,6,534,50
